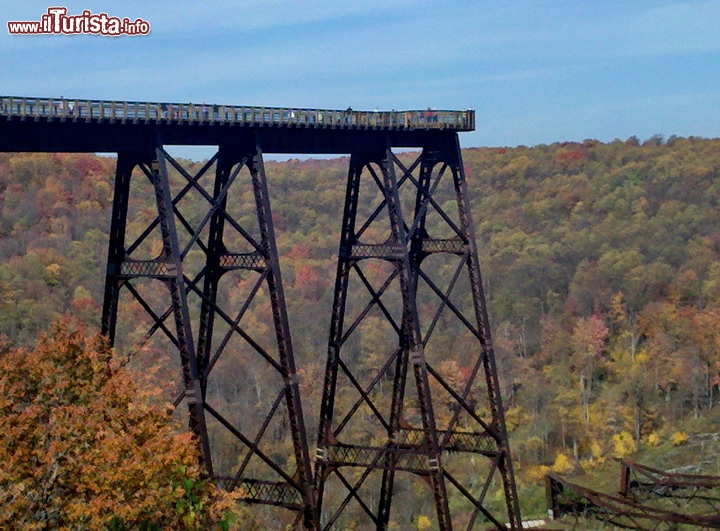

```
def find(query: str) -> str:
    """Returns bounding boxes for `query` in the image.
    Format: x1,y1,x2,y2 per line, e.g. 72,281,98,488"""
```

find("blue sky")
2,0,719,157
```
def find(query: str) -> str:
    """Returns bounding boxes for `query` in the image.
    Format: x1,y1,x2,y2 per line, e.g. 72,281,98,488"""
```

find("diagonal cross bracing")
101,145,318,529
314,146,521,530
3,101,519,530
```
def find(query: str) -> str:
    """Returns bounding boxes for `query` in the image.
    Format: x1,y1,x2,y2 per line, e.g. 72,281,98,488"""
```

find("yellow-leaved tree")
0,319,240,530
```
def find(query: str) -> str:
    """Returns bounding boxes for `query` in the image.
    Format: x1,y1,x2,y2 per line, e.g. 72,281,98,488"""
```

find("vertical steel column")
315,151,386,529
314,153,361,524
381,147,451,529
101,148,212,469
414,138,522,529
246,146,318,529
455,142,522,530
150,147,214,471
196,148,234,398
101,152,137,344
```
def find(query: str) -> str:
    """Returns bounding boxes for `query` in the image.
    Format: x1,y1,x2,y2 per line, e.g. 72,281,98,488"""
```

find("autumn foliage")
2,137,720,522
0,319,237,530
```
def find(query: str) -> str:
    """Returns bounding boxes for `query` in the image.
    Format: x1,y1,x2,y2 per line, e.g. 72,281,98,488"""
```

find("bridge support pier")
314,142,521,530
99,137,520,530
101,144,318,529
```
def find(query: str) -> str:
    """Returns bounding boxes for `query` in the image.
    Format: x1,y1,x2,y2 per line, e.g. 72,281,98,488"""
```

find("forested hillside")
2,136,720,520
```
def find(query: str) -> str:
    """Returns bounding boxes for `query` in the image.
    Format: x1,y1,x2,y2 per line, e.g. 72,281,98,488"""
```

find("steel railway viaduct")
1,97,522,530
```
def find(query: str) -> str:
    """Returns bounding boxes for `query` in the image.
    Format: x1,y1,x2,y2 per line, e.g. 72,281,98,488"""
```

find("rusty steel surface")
620,460,720,518
2,96,520,530
547,466,720,530
101,147,317,526
314,146,521,530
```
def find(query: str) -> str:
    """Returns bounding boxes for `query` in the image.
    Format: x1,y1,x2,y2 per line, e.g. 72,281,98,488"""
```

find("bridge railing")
0,96,475,131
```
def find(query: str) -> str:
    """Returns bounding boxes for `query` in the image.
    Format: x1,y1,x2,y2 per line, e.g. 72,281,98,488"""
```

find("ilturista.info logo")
7,7,150,36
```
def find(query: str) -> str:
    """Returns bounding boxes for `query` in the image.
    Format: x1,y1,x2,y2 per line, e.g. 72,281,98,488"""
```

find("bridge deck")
0,96,474,154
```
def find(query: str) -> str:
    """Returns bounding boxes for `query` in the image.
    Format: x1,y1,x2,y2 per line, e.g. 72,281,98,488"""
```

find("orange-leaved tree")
0,319,240,530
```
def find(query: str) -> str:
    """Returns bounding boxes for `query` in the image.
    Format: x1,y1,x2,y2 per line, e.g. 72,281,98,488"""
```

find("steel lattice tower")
314,140,521,530
101,144,317,528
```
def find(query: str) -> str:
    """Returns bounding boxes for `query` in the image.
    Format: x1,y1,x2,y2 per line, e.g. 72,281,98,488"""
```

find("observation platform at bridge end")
0,96,475,154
